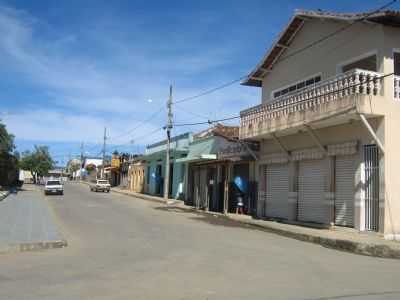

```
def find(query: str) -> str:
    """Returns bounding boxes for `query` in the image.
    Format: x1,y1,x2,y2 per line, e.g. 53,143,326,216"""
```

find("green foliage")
0,121,17,186
0,121,15,154
68,161,81,173
20,145,55,178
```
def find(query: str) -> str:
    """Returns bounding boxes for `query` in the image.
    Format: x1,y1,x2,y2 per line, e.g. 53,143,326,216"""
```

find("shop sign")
111,158,120,168
218,142,259,160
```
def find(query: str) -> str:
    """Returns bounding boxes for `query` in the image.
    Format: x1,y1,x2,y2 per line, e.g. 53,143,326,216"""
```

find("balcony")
240,69,384,140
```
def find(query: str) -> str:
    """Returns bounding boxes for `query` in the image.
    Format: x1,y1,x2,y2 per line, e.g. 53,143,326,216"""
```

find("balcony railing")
395,75,400,101
240,69,383,134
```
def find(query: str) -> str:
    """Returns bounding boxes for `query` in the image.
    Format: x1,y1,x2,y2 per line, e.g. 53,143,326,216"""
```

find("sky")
1,0,398,166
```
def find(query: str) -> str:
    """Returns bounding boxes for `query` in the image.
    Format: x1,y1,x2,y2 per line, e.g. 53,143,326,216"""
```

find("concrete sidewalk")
112,186,400,259
0,190,10,201
0,185,67,254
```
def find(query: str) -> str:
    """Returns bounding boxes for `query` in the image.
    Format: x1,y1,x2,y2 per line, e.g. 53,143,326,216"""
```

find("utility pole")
102,127,107,179
163,85,173,202
80,142,84,161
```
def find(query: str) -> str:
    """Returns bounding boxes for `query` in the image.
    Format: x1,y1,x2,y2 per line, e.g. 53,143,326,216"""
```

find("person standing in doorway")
236,192,244,214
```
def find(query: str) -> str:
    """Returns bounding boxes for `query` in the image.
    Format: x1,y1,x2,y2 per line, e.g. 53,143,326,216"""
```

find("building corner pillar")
256,164,266,219
324,156,335,226
287,161,298,221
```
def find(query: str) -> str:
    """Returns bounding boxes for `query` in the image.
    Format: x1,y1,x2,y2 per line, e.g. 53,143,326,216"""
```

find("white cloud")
0,4,259,145
4,109,164,145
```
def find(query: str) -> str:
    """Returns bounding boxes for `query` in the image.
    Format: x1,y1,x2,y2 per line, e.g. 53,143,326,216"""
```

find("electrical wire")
63,0,397,159
170,0,397,107
276,0,398,67
173,104,211,120
172,72,395,127
172,76,247,105
107,107,164,142
172,115,240,127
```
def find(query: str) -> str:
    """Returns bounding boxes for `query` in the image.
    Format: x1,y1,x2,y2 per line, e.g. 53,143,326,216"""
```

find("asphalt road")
0,182,399,300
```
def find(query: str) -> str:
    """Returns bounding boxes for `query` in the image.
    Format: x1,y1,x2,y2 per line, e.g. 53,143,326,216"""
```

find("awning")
175,154,217,163
139,149,188,161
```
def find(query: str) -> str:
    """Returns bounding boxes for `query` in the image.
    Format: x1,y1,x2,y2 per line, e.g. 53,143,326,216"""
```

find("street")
0,183,399,300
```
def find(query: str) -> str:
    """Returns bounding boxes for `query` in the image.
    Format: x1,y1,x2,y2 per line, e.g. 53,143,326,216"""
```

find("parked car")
44,179,64,195
90,179,111,193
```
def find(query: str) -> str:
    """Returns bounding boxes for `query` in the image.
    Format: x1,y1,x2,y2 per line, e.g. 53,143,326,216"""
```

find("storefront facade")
142,133,192,199
181,127,259,216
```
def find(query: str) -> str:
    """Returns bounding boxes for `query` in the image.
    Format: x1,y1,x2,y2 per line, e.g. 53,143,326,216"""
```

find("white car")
44,179,64,195
90,180,111,192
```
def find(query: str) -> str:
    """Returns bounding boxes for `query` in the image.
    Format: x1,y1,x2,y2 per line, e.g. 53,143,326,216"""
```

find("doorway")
364,144,380,231
155,164,163,196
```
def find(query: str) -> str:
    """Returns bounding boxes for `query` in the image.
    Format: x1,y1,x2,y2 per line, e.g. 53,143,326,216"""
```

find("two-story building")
240,10,400,239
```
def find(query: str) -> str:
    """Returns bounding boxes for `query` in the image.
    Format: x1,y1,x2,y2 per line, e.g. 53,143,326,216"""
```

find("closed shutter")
265,164,289,219
200,168,208,209
193,168,199,207
298,160,325,223
335,155,356,227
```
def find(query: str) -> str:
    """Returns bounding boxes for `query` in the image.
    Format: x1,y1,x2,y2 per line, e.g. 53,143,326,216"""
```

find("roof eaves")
242,9,400,88
241,14,305,87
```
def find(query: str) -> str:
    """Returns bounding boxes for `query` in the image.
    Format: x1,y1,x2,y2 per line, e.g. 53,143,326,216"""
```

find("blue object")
234,176,247,193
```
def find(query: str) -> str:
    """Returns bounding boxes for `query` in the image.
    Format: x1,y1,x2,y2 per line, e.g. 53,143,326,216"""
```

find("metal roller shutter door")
265,164,289,219
335,155,356,227
298,160,325,223
199,168,208,209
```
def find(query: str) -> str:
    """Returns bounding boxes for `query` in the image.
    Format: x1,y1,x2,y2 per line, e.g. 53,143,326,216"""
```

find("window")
394,52,400,76
273,75,321,99
342,55,377,73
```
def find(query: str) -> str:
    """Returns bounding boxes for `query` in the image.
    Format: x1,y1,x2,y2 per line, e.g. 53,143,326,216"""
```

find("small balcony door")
394,52,400,76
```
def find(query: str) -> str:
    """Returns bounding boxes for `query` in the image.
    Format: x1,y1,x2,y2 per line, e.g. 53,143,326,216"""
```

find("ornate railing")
395,75,400,101
240,69,383,131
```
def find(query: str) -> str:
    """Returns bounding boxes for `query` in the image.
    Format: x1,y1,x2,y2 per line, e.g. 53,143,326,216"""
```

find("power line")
172,71,395,127
174,104,211,120
172,76,246,105
59,0,398,161
107,108,164,143
173,115,240,127
107,127,164,149
169,0,396,107
276,0,398,66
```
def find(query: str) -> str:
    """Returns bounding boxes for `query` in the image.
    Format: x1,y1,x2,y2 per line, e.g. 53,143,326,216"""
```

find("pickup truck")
90,179,111,193
44,179,64,195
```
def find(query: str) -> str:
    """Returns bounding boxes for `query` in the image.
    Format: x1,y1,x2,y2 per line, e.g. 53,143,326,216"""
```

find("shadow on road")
306,290,400,300
153,206,257,230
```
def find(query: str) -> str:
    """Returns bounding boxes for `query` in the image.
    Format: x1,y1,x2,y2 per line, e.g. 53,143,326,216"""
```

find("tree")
66,159,81,174
20,145,54,182
0,121,18,187
0,121,15,154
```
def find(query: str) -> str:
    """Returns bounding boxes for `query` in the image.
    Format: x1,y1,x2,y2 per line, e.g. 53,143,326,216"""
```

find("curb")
0,191,10,202
99,186,400,259
111,189,168,204
0,239,68,255
224,218,400,259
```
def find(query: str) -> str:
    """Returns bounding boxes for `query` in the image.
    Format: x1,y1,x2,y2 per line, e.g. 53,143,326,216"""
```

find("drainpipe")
359,114,385,154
